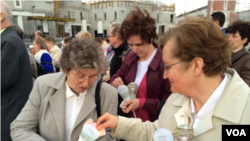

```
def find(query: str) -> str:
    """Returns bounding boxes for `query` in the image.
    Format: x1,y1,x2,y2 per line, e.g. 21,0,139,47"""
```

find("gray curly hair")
60,38,105,73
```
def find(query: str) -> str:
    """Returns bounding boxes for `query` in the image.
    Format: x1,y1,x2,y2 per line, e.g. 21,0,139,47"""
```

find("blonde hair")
33,36,48,50
76,31,93,41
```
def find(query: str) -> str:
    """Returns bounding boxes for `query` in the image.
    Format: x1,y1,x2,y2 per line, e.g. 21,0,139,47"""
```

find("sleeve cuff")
139,98,146,109
112,116,129,139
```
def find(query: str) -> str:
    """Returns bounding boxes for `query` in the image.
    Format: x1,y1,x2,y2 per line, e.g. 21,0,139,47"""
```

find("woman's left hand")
122,98,140,113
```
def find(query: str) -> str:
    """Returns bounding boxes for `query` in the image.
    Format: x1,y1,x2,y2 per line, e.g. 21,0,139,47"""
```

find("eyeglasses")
108,35,115,38
165,61,184,71
71,71,100,83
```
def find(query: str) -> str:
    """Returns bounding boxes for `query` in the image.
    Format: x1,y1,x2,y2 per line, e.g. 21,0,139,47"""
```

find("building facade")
89,0,176,38
176,6,207,24
176,0,250,28
5,0,176,41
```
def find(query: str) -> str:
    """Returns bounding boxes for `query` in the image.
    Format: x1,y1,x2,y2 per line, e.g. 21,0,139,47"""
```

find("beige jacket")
49,45,62,68
112,68,250,141
11,72,118,141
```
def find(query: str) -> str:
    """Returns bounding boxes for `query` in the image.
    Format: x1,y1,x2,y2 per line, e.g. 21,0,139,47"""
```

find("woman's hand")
102,75,109,82
122,98,140,113
112,77,124,88
96,113,119,131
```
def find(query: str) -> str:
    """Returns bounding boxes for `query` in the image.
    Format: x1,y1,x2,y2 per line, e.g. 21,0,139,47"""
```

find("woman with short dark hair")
226,20,250,86
110,6,172,122
11,38,118,141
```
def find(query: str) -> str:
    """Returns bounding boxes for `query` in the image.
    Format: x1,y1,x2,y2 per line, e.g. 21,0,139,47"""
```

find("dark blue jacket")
1,27,33,141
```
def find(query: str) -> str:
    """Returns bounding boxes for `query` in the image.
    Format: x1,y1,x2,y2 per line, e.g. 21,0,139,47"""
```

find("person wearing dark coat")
226,20,250,87
1,1,33,141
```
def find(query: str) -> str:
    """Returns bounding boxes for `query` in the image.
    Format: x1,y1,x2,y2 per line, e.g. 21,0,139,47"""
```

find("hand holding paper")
96,113,119,131
78,119,106,141
121,98,140,113
118,85,137,117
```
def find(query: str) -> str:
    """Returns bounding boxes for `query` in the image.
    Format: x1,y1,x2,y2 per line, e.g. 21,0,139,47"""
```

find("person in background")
101,37,109,56
226,20,250,86
61,36,72,51
45,36,62,72
33,36,54,73
102,45,114,82
110,7,172,121
102,37,113,82
1,1,33,141
11,38,118,141
35,30,43,38
95,37,102,44
76,31,93,40
105,37,110,47
34,30,46,38
96,18,250,141
12,24,38,82
108,23,129,82
210,11,226,36
64,36,72,46
61,34,69,50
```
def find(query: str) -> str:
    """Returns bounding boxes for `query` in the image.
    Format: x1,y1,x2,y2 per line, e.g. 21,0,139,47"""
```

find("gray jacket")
11,72,118,141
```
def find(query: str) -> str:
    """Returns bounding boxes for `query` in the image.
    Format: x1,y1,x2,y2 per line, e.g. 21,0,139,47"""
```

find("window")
95,14,97,21
170,14,173,23
115,12,117,20
159,25,164,35
68,11,70,18
80,12,83,20
157,14,159,22
14,0,22,8
104,30,107,38
104,13,106,20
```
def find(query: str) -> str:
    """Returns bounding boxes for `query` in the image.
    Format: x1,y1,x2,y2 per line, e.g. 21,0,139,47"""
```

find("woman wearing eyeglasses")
109,7,172,122
11,38,119,141
96,18,250,141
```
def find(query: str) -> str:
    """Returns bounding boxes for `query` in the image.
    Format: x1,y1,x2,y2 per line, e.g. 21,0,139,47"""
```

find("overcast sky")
169,0,208,16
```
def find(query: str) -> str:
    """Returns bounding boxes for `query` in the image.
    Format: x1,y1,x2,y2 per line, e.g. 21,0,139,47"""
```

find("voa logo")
226,129,246,136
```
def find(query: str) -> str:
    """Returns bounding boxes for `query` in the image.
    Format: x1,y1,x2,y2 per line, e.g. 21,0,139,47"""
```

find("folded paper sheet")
78,119,106,141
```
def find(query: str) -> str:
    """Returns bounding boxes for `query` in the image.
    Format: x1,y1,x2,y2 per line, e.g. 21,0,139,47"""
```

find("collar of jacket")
49,45,59,53
1,26,13,36
112,41,127,52
171,68,249,124
46,72,97,97
129,42,161,71
45,72,98,140
232,47,249,61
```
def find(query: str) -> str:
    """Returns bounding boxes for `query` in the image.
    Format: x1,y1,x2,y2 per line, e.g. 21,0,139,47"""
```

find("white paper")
79,124,99,141
118,85,130,99
153,128,174,141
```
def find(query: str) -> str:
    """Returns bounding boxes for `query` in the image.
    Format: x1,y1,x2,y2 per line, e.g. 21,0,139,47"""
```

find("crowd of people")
1,1,250,141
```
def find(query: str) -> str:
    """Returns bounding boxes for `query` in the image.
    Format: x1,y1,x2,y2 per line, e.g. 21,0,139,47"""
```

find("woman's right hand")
102,75,109,82
96,113,119,131
111,77,124,88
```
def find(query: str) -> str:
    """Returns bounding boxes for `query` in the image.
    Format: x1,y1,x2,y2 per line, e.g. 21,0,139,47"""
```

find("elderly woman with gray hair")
11,38,118,141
